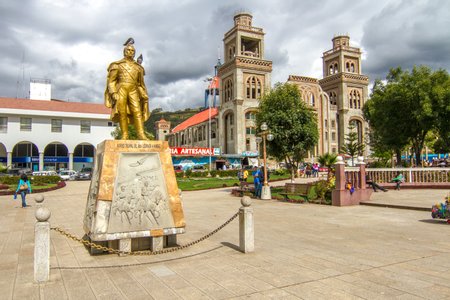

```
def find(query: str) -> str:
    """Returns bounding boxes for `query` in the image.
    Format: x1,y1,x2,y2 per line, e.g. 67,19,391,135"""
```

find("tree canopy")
363,66,450,166
256,82,319,180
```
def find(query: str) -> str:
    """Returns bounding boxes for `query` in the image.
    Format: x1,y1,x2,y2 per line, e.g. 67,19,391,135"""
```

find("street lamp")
255,136,262,167
259,122,274,200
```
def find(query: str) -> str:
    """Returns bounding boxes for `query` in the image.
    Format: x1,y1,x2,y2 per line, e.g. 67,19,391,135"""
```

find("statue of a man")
104,38,149,140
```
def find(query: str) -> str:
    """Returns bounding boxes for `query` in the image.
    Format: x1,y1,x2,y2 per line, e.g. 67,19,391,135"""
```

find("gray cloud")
0,0,448,110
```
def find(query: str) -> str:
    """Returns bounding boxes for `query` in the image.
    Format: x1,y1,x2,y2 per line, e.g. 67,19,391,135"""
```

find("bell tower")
217,12,272,155
319,35,369,156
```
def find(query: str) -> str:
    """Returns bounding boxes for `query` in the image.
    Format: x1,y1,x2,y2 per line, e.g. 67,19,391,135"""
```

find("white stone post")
239,196,254,253
34,194,44,208
34,207,51,283
39,152,44,171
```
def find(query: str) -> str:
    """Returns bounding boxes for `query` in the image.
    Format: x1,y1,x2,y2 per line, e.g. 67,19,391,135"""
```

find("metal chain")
51,211,239,256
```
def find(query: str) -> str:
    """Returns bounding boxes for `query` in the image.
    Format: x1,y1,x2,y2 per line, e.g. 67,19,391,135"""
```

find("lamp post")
255,136,262,167
259,122,274,200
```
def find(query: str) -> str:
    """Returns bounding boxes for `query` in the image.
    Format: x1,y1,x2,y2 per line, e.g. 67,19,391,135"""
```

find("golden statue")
104,38,149,140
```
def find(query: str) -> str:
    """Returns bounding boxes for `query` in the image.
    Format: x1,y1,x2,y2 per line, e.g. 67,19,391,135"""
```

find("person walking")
253,168,262,198
16,174,32,208
243,169,249,182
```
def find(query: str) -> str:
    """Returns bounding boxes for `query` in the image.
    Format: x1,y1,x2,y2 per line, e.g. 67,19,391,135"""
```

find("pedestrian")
15,174,32,208
391,172,404,190
243,169,249,182
366,175,388,192
253,168,262,198
305,164,312,178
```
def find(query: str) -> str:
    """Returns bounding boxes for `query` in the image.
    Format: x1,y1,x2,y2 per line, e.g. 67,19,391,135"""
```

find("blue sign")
44,157,69,163
74,157,94,163
0,157,6,163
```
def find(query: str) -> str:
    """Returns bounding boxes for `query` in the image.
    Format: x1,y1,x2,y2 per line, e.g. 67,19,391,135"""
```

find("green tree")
317,152,337,180
364,66,449,166
256,83,319,181
111,124,154,140
340,122,365,166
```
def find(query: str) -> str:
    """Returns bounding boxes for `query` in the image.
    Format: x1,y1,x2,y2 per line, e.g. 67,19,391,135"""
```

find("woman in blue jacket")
16,174,32,208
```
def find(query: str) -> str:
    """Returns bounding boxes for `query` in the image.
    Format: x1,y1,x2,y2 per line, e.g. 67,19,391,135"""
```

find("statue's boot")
134,116,149,140
120,117,129,140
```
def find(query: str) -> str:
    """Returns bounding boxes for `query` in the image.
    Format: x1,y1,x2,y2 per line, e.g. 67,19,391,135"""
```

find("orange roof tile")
0,97,110,114
172,108,218,133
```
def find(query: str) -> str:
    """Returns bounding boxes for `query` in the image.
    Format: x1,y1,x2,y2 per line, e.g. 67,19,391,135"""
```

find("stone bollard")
34,207,51,283
34,194,44,208
239,196,254,253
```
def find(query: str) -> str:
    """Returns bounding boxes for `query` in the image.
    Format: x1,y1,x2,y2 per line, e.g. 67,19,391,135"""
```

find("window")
331,120,336,128
245,112,256,119
332,147,336,153
325,131,328,140
331,132,336,142
0,117,7,133
80,120,91,133
20,117,32,131
324,119,328,128
107,121,117,127
51,119,62,132
230,128,234,141
211,122,216,139
224,79,233,103
246,76,262,99
246,127,256,135
229,115,234,125
329,91,337,106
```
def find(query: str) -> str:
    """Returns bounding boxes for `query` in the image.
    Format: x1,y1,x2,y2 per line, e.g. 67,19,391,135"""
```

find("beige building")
168,14,369,160
288,35,369,158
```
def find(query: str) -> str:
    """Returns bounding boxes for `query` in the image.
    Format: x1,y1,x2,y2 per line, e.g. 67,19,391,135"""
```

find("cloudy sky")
1,0,449,111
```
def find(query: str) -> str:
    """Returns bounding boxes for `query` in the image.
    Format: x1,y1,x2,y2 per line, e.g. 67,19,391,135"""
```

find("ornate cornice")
319,73,369,85
218,56,272,76
288,75,319,84
224,25,264,39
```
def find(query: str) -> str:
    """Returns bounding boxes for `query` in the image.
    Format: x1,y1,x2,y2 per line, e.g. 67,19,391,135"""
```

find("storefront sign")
170,147,220,156
242,151,259,157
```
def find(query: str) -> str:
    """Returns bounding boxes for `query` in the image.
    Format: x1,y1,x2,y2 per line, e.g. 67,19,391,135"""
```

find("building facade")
0,97,115,171
288,35,369,157
168,15,369,163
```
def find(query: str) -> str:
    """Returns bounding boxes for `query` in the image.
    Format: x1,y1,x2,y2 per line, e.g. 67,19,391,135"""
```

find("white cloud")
0,0,448,109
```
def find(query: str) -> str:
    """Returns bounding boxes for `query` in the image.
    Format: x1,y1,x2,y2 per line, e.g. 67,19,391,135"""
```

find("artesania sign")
170,147,220,156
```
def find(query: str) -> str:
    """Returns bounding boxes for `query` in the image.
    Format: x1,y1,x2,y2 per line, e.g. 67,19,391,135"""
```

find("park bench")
232,181,253,197
279,183,312,202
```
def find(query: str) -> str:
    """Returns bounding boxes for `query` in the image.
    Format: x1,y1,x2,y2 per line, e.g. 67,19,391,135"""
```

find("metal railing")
345,167,450,184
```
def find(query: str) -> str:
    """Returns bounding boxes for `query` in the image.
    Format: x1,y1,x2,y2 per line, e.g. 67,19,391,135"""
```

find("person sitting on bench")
366,175,388,192
391,172,404,190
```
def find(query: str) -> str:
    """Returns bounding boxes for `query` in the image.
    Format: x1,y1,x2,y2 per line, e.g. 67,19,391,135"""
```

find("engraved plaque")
107,153,175,233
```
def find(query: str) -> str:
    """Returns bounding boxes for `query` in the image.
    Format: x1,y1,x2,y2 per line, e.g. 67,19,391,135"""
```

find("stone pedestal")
83,140,185,253
260,185,271,200
239,204,254,253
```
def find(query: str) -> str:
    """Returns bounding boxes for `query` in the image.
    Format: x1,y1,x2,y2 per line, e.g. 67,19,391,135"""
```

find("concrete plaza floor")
1,180,450,299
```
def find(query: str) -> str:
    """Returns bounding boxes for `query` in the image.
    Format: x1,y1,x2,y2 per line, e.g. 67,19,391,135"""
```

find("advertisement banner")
170,147,220,156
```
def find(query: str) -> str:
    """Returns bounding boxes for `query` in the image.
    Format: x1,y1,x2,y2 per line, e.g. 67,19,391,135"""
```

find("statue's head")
123,44,135,59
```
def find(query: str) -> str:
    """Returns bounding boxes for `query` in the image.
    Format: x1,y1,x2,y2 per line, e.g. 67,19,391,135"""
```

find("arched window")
224,79,233,103
334,63,338,74
246,76,262,99
350,120,363,144
346,62,350,72
329,91,337,106
308,92,315,106
245,112,256,119
329,65,333,75
350,63,355,73
349,90,362,109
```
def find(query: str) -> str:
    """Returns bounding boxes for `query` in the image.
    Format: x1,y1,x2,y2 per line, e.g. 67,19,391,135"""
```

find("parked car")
32,170,58,176
192,165,207,172
59,170,77,181
76,167,93,180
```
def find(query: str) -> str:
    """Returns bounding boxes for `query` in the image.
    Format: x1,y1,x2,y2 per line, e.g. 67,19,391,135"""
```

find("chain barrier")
51,211,239,256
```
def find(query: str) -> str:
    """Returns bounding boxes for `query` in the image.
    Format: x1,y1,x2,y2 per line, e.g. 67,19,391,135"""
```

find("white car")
59,170,77,181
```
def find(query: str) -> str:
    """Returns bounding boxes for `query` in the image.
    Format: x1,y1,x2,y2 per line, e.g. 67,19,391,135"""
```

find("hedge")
0,175,61,185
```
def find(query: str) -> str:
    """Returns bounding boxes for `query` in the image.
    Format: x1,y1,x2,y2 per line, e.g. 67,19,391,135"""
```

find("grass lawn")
177,173,291,191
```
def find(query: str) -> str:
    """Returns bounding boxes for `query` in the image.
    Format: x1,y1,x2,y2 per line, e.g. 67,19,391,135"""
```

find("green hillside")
144,107,202,136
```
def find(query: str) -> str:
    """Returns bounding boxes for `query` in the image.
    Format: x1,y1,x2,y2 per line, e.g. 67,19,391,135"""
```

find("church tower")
155,118,171,141
217,12,272,155
319,35,369,155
